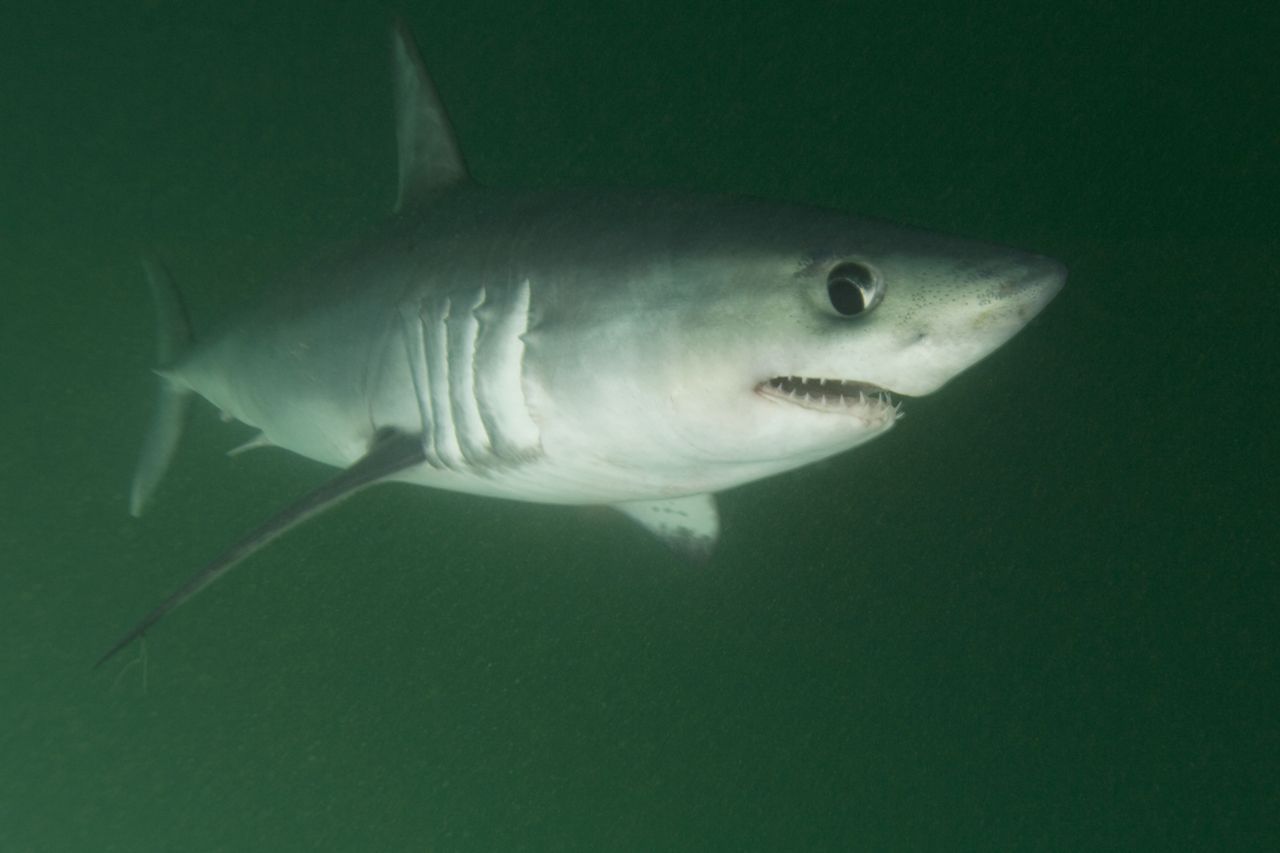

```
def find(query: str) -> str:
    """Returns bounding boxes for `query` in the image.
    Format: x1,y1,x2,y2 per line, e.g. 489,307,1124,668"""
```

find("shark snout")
877,251,1067,398
998,253,1067,318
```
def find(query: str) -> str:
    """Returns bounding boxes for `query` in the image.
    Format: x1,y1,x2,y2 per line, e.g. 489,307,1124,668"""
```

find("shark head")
694,210,1066,458
523,195,1066,493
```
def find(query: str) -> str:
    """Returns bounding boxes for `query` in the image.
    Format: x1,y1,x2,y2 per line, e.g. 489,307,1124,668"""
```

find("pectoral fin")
96,429,426,668
613,494,720,560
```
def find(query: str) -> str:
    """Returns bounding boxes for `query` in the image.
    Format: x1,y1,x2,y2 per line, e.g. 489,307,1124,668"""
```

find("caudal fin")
129,258,194,517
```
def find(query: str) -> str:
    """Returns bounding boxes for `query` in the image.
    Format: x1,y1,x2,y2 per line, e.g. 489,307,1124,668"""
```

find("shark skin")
97,20,1065,666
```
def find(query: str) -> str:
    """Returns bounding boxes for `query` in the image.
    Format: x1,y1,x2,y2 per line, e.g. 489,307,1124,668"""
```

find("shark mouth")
756,376,904,420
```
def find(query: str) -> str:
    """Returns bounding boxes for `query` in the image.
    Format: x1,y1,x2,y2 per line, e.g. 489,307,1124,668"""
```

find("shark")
96,21,1066,666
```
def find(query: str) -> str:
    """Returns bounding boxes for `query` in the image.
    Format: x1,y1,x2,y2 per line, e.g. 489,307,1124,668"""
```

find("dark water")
2,1,1275,850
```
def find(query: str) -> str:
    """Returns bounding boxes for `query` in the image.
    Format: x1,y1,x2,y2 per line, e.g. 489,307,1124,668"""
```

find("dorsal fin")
392,18,470,211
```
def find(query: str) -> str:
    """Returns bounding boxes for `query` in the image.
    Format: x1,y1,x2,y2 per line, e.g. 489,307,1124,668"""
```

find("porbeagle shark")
97,21,1065,666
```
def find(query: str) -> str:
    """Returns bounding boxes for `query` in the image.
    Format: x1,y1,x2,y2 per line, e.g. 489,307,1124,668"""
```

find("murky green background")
2,1,1274,849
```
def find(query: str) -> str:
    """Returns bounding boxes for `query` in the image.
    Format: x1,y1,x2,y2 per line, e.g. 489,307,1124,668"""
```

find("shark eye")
826,262,882,316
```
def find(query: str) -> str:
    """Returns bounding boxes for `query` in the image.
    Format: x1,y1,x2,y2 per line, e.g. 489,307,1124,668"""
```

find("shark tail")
128,257,194,517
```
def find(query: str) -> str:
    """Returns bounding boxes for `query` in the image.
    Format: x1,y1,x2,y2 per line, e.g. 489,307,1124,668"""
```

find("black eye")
826,262,880,316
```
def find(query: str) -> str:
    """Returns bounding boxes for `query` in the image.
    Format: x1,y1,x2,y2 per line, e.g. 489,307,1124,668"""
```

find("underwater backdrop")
2,0,1274,849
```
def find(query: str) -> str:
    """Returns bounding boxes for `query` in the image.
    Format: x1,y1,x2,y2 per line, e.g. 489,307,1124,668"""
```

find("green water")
2,1,1275,850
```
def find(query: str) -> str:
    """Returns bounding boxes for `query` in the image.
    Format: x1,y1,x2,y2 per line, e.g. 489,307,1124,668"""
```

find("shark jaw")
755,376,905,425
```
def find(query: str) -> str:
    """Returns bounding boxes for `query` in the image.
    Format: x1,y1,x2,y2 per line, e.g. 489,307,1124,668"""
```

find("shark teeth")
756,376,904,419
